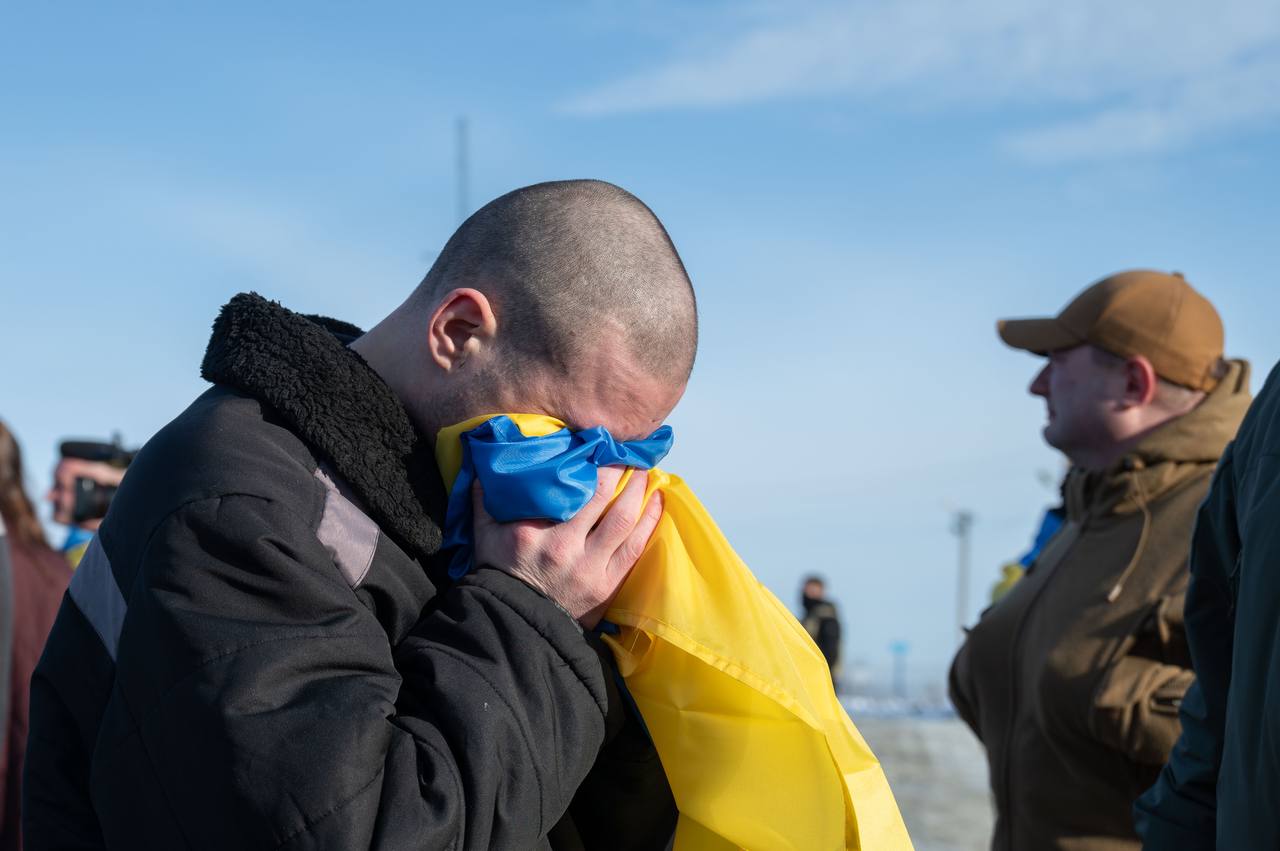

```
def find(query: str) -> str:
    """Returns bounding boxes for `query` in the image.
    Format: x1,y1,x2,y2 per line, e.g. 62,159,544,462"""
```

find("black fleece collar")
201,292,446,560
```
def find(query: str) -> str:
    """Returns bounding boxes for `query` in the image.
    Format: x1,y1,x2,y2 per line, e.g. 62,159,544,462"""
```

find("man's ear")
1122,355,1159,407
427,288,498,372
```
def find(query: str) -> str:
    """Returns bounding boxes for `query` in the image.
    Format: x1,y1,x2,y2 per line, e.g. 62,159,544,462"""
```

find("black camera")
59,435,137,525
71,476,118,524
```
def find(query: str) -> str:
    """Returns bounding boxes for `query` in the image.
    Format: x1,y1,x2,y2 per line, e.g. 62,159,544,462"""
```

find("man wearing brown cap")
949,270,1251,850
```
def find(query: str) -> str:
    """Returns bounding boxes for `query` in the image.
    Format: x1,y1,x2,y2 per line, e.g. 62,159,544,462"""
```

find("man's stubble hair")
411,179,698,396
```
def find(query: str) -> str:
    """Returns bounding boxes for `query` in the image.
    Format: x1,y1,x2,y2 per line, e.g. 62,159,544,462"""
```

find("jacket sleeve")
104,493,608,850
1134,446,1241,850
550,639,678,850
1090,587,1194,765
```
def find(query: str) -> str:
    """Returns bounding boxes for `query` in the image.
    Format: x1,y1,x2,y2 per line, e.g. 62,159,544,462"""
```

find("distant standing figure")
0,421,71,850
800,575,841,676
44,439,132,567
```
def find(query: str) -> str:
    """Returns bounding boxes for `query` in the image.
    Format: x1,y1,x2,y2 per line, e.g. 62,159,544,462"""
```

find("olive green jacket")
949,361,1251,851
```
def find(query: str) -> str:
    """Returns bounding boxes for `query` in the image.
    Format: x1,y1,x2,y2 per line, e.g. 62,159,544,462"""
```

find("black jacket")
1135,359,1280,849
24,294,674,850
800,600,840,671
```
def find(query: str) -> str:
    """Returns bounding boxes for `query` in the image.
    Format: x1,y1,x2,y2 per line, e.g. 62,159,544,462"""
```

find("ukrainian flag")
437,414,912,851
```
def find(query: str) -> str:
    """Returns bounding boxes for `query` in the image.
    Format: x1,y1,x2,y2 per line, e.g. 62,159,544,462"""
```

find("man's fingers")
570,465,627,531
587,470,650,555
608,490,664,581
472,465,662,628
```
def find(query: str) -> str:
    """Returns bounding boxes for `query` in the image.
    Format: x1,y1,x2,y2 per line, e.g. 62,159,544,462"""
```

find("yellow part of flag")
437,414,913,851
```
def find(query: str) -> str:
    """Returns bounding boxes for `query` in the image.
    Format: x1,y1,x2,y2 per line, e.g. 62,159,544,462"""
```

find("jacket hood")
200,292,446,559
1130,358,1252,467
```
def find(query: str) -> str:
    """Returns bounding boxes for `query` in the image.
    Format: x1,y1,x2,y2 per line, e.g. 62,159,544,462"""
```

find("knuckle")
597,466,623,492
510,523,540,551
601,507,638,541
618,536,647,567
630,529,653,558
544,535,575,569
600,501,632,529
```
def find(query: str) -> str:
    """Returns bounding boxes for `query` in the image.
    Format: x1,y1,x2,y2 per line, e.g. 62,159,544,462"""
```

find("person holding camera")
45,439,133,567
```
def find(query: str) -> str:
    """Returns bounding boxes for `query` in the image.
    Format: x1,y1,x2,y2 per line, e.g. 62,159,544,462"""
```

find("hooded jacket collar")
1065,359,1252,521
200,292,447,560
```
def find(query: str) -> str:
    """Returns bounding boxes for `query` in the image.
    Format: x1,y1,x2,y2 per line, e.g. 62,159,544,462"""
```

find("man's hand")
473,467,663,629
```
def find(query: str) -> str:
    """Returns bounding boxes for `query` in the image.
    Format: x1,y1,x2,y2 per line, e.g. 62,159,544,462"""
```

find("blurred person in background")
800,575,841,681
1135,360,1280,847
45,439,132,567
0,421,71,850
948,270,1250,850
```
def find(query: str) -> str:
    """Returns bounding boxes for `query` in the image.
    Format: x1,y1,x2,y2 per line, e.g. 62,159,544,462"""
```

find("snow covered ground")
854,716,994,851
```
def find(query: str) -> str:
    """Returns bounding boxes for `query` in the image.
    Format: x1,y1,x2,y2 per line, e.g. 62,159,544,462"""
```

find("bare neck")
1073,407,1190,472
349,315,441,440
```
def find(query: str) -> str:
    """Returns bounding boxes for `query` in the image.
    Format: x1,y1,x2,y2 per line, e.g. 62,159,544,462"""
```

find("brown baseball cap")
997,270,1224,391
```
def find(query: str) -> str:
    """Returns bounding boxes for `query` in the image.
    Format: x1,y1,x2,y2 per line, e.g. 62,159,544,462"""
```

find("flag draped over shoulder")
436,414,913,851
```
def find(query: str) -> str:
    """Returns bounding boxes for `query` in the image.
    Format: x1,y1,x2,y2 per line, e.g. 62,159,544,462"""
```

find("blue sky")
4,1,1280,690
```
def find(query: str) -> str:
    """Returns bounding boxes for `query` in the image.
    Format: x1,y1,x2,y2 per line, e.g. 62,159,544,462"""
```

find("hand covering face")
438,414,914,851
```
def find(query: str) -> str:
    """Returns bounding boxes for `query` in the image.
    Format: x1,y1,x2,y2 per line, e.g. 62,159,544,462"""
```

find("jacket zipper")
998,521,1083,850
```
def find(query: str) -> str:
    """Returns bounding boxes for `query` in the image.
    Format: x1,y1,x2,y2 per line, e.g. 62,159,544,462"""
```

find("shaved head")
413,179,698,385
354,179,697,442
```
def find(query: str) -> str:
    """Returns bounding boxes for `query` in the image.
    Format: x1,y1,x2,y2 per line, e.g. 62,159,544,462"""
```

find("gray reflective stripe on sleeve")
68,536,127,661
314,466,379,588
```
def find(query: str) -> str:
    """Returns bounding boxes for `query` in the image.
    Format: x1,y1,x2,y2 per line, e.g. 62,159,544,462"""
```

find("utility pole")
455,116,469,226
952,510,975,641
889,641,910,700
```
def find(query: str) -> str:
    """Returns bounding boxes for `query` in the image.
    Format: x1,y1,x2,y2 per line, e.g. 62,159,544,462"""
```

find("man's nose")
1029,364,1050,397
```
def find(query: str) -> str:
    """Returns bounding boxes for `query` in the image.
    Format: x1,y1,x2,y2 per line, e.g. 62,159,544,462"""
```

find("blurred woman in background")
0,421,69,850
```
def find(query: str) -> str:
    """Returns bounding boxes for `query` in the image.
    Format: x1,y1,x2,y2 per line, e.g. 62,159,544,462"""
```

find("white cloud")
563,0,1280,161
1003,51,1280,162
